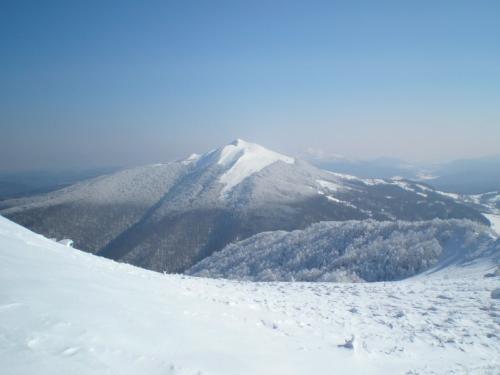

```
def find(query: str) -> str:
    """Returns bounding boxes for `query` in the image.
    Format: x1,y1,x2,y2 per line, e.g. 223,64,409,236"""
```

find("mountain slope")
1,163,188,253
0,140,489,273
1,215,499,374
0,167,120,200
188,219,499,282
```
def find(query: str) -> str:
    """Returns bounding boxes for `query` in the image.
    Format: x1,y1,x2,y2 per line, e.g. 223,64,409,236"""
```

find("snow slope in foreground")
0,216,499,375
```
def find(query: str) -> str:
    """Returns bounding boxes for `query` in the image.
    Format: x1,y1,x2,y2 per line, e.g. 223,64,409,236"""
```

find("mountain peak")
229,138,247,146
209,139,295,194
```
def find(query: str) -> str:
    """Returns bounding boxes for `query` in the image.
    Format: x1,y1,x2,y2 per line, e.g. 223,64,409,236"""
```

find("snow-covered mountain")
1,215,499,374
188,219,499,282
0,139,488,273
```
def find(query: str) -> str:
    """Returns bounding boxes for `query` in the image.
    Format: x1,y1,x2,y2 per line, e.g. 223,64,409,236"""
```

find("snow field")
1,216,499,374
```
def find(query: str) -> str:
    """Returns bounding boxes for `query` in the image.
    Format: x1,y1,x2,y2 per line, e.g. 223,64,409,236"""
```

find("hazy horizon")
1,1,499,171
1,137,499,174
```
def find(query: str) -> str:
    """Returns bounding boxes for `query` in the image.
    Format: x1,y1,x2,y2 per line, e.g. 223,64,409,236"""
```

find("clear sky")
1,0,499,171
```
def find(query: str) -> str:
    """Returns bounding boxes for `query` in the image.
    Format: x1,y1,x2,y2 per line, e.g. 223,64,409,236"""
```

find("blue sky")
1,0,499,170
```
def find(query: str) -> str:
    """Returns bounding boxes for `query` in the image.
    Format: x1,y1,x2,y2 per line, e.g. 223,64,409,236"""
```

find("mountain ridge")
0,139,489,273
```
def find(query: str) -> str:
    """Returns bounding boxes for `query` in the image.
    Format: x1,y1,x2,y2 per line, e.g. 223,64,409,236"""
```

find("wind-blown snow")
1,216,499,374
217,139,294,194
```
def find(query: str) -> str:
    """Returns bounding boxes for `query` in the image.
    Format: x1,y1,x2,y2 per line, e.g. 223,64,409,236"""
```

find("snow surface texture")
188,219,499,282
1,216,499,374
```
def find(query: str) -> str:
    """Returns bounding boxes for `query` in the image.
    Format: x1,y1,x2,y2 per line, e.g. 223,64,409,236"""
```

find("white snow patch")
390,180,412,191
181,153,201,164
325,171,386,186
316,179,342,192
362,178,387,186
326,196,357,208
484,213,500,236
326,195,341,202
326,171,360,180
316,180,355,206
435,191,460,200
466,192,500,213
416,184,433,191
389,180,428,197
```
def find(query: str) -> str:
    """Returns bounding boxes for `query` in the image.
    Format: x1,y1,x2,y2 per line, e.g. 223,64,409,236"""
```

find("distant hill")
0,167,119,200
429,156,500,194
308,154,500,194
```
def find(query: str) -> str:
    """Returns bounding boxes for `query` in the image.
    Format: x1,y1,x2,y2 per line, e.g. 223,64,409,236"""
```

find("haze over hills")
429,156,500,194
306,153,500,194
2,151,498,202
0,139,491,274
0,167,120,200
305,153,425,180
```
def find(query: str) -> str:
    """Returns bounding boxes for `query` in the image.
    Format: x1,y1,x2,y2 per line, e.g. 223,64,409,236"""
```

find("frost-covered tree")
188,219,496,282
